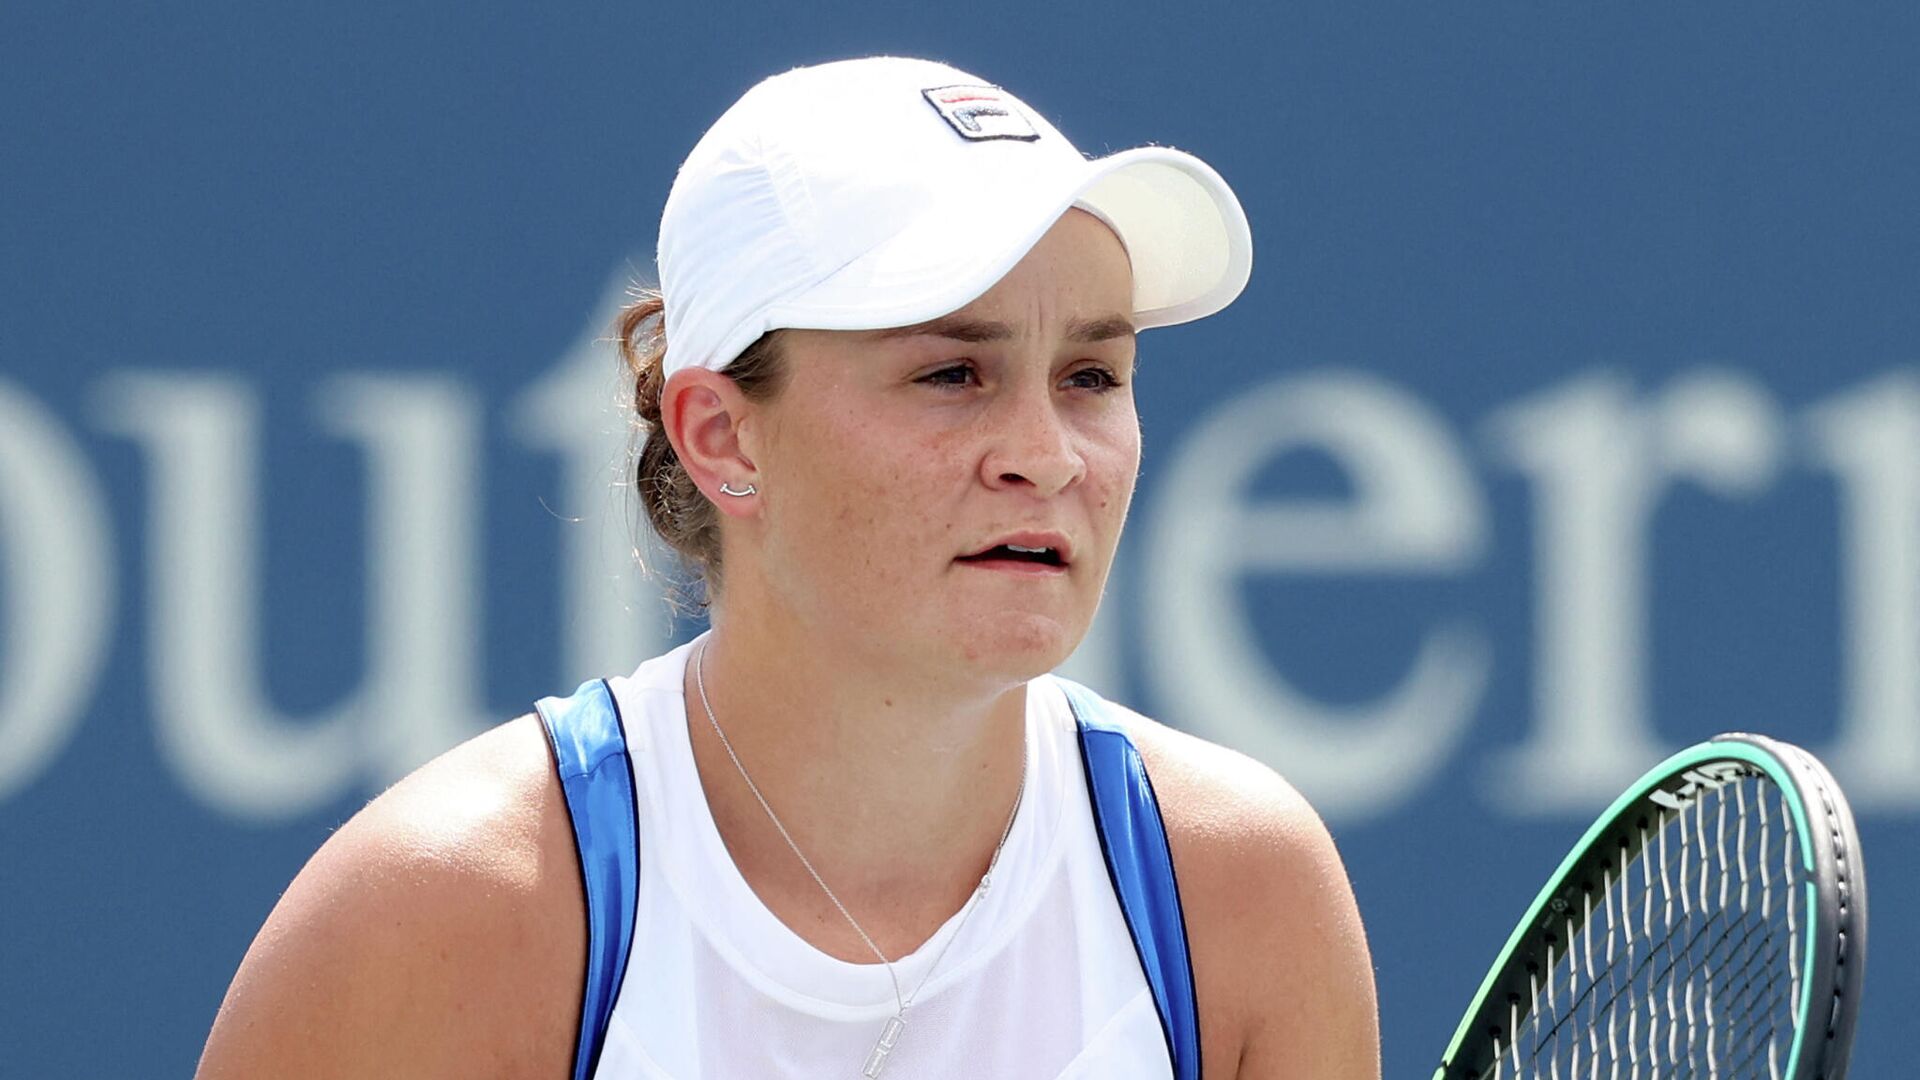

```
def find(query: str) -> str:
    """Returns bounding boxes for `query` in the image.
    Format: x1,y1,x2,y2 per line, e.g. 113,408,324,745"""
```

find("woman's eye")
1065,366,1123,391
918,363,977,387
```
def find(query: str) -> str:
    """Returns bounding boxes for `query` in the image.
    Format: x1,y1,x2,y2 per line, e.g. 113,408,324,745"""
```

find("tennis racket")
1433,732,1867,1080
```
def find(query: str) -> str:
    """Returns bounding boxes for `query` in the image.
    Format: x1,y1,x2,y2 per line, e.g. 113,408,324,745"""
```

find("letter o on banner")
0,381,114,800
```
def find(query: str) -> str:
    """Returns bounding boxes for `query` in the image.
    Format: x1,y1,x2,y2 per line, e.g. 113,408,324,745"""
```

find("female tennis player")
196,57,1379,1079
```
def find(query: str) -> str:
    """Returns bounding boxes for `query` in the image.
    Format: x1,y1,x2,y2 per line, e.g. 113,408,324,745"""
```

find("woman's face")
742,208,1140,690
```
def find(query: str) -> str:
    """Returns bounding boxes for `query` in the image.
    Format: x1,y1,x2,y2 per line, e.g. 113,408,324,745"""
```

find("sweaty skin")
194,211,1380,1079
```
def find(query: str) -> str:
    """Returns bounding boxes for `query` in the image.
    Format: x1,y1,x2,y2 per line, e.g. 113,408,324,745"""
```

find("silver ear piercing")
718,481,758,497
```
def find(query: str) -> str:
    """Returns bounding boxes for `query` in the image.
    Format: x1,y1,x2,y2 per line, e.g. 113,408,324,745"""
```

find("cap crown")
658,58,1084,374
655,56,1252,378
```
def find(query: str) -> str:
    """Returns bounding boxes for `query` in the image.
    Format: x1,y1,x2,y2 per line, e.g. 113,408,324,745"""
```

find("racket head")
1432,732,1867,1080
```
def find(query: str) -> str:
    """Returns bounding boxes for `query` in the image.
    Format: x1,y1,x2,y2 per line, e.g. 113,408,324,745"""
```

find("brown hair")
615,287,788,600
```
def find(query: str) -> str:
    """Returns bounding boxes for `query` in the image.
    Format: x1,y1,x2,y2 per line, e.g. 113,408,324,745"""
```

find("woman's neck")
682,616,1032,958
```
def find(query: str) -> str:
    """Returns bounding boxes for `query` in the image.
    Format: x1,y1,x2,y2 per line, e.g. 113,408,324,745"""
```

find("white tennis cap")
657,57,1253,377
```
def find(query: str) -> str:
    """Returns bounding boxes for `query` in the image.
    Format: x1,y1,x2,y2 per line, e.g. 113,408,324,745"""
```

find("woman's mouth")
955,543,1069,574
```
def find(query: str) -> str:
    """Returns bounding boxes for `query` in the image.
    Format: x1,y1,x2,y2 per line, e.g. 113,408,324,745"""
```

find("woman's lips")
954,555,1069,576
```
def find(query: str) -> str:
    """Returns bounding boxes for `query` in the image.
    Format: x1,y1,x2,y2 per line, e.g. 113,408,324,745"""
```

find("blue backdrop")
2,3,1914,1076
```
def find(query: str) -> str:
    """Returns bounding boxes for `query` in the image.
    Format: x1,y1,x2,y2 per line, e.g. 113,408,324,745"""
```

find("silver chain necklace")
693,642,1028,1078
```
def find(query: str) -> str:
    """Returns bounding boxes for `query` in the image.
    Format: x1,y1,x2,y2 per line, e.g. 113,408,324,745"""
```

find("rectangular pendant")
862,1015,907,1078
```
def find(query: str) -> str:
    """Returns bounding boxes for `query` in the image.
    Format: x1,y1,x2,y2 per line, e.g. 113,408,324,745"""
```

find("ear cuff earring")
719,481,758,497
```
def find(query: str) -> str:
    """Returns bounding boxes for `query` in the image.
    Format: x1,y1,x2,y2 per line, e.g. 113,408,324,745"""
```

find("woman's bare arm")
195,716,586,1080
1132,716,1382,1080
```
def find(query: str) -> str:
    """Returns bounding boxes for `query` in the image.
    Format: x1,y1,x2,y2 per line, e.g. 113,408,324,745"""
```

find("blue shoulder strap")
535,679,641,1080
1059,678,1202,1080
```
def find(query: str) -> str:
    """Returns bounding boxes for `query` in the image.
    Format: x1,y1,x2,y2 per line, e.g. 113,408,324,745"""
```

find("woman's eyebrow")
875,316,1013,343
1064,315,1136,344
874,314,1136,344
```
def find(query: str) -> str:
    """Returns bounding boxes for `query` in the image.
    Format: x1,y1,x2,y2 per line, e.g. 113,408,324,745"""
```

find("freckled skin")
736,209,1141,695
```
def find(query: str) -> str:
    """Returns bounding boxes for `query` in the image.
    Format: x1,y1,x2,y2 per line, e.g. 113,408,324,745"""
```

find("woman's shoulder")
1067,690,1329,867
1092,699,1322,842
1095,698,1382,1079
195,715,585,1079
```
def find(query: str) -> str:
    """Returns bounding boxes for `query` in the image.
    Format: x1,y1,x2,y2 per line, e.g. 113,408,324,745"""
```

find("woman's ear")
660,368,762,518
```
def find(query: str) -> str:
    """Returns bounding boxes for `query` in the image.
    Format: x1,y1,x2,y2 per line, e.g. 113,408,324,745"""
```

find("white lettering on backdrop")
1484,371,1784,808
92,374,489,819
0,381,114,801
1805,373,1920,806
1139,372,1491,819
0,285,1914,819
510,278,675,685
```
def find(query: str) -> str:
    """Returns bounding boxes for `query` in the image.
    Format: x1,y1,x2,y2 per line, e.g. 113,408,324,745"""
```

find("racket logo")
1645,760,1752,810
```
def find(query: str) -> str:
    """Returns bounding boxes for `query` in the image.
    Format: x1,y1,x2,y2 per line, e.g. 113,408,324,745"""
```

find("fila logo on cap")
921,84,1041,143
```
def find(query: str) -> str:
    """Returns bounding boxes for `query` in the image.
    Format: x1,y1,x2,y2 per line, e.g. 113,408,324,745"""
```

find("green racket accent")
1431,733,1865,1080
1802,878,1819,1068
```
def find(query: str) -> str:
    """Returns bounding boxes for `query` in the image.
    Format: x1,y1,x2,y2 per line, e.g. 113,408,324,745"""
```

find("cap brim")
765,146,1251,335
1077,148,1253,329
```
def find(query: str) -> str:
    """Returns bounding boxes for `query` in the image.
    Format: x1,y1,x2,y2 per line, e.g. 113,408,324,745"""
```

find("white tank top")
589,637,1174,1079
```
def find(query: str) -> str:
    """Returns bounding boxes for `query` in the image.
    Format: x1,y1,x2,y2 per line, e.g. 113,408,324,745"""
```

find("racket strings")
1489,776,1803,1079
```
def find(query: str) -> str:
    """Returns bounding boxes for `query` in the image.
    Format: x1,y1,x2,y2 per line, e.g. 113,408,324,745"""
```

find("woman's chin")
945,610,1085,682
